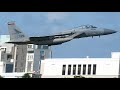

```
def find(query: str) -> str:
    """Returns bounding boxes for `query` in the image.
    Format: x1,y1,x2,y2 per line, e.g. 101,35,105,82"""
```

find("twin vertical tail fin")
8,21,28,41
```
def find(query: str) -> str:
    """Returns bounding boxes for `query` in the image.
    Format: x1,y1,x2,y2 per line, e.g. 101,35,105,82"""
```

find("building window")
40,56,45,60
38,45,42,49
15,61,17,68
78,64,81,75
40,51,44,56
62,65,66,75
27,62,32,72
16,55,18,60
1,53,4,60
83,64,86,75
15,68,17,72
28,45,32,48
28,56,29,60
6,64,13,73
31,55,33,59
73,65,76,75
88,64,91,75
28,51,34,53
68,65,71,75
43,45,48,49
7,54,12,60
93,64,96,75
30,56,31,59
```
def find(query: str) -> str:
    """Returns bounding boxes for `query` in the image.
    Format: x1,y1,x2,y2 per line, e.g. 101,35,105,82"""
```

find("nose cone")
104,29,117,35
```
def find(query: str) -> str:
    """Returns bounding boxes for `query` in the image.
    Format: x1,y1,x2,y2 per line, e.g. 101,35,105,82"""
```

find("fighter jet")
6,21,117,46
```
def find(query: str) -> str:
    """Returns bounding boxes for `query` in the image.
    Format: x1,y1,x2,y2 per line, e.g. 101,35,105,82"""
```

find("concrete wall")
0,72,26,78
33,49,40,73
0,62,5,73
41,75,118,78
14,45,27,72
25,44,50,73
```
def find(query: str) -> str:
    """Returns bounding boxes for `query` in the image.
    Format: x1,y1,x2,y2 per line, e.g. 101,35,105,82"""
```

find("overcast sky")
0,12,120,58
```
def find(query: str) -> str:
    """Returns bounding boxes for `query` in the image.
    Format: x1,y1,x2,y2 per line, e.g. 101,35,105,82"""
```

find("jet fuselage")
6,23,117,46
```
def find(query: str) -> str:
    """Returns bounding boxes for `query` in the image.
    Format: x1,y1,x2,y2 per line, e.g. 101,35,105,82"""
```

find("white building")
0,35,10,45
0,35,14,63
40,52,120,78
0,35,14,73
0,62,13,73
0,72,26,78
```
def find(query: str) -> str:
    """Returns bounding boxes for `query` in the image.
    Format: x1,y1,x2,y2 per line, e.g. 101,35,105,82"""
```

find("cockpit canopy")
77,25,97,29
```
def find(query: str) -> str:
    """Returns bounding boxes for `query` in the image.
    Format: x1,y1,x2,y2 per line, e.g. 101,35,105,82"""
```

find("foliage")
74,75,85,78
22,73,31,78
0,75,3,78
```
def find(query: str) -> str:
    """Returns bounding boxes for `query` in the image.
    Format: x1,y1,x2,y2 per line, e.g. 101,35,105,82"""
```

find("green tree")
74,75,85,78
22,73,31,78
0,75,3,78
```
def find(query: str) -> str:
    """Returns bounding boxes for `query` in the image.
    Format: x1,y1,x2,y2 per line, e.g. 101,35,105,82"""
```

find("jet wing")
30,32,75,41
29,31,85,41
30,35,55,41
30,35,66,41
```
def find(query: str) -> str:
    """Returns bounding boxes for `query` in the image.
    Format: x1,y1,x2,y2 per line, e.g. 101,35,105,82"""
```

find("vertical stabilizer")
8,21,28,41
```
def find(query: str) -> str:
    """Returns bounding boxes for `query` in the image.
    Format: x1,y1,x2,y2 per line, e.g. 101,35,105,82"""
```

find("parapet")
111,52,120,59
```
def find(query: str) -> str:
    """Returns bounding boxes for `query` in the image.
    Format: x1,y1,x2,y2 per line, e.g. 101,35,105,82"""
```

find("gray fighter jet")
6,21,117,46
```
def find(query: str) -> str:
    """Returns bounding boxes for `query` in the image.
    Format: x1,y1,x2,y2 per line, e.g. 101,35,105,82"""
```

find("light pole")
50,46,52,58
51,46,52,58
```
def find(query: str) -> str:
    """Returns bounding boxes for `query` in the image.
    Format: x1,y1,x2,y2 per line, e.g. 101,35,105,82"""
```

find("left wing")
30,32,75,41
30,35,55,41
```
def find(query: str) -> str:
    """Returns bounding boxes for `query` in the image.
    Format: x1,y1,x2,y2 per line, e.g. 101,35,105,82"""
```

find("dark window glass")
83,64,86,75
6,64,13,73
16,55,18,60
73,65,76,75
28,45,32,48
15,61,17,67
40,56,45,60
78,65,81,75
43,45,48,49
7,54,12,59
40,51,44,56
62,65,66,75
93,64,96,75
32,74,41,78
68,65,71,75
88,64,91,75
15,68,17,72
38,45,42,49
28,51,34,53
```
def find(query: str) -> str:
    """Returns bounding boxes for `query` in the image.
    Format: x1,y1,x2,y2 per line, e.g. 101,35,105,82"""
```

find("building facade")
0,62,13,73
13,45,27,72
40,52,120,78
0,35,51,74
25,44,51,74
0,35,14,73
